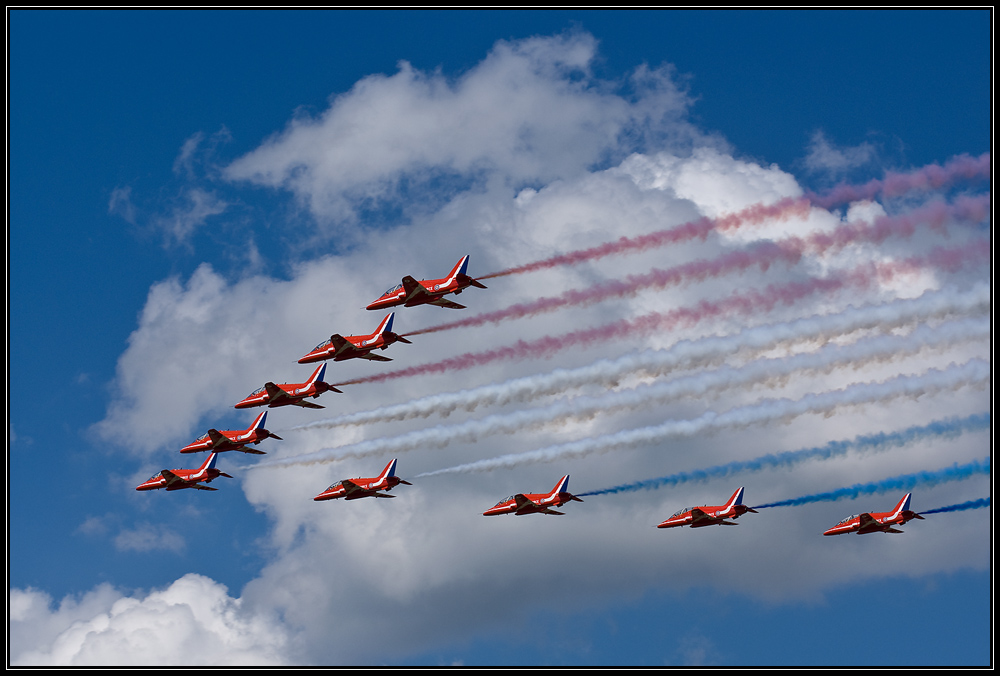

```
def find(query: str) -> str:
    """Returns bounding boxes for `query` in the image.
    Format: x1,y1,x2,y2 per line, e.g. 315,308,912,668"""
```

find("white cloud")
72,31,989,665
114,522,186,554
153,188,227,245
224,31,709,231
10,575,293,666
804,130,876,176
108,186,137,224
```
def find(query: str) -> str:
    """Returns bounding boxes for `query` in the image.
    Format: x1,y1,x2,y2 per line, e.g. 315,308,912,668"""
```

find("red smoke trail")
405,195,989,337
476,197,813,280
334,240,989,387
807,152,990,210
477,154,989,281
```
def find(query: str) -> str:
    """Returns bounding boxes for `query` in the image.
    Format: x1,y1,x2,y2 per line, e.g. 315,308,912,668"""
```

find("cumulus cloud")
153,187,228,245
68,31,990,665
224,31,710,231
114,522,186,554
10,575,293,666
804,130,876,176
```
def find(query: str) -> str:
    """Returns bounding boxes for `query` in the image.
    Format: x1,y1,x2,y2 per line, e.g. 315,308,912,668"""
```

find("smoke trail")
271,322,987,469
477,197,813,280
920,498,990,515
398,359,991,477
292,283,989,430
808,152,990,210
408,196,990,337
576,413,990,497
333,242,990,388
477,154,989,281
750,457,990,509
284,318,989,464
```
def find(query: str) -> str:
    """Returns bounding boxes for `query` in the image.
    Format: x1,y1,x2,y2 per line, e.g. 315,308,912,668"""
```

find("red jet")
298,312,411,364
483,475,583,516
823,493,925,535
656,487,758,529
179,411,282,455
366,255,487,311
234,363,341,410
135,452,232,492
313,459,412,500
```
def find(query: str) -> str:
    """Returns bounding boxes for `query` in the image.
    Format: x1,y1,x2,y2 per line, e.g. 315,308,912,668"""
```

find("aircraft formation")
137,254,950,536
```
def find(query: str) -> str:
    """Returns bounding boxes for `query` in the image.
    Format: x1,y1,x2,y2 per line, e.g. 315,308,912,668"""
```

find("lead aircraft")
366,255,487,311
483,475,583,516
136,452,232,491
823,493,925,535
313,459,412,500
180,411,282,454
298,312,411,364
234,363,341,410
656,487,758,529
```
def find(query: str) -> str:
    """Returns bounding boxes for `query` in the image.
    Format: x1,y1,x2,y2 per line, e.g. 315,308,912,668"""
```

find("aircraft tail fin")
724,487,747,511
200,452,219,472
551,474,571,497
375,312,395,336
310,363,328,385
447,255,471,281
252,411,268,431
891,493,913,519
378,458,399,482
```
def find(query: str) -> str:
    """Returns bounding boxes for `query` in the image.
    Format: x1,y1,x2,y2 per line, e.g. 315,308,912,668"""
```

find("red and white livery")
313,459,412,501
366,255,487,311
234,363,342,410
298,312,411,364
657,487,758,529
135,452,232,492
483,475,583,516
180,411,282,455
822,493,925,536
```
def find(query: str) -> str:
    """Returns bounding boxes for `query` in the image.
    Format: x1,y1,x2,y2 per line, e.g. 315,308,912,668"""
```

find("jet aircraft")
179,411,282,455
298,312,411,364
366,255,487,311
656,487,758,529
234,363,341,410
313,458,412,500
483,475,583,516
823,493,925,535
135,452,232,492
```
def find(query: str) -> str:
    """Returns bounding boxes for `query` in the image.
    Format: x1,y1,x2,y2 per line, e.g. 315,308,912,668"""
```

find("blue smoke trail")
576,413,989,497
920,497,990,515
751,457,990,509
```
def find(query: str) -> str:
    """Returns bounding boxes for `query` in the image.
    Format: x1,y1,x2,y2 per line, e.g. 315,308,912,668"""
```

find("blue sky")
9,10,990,666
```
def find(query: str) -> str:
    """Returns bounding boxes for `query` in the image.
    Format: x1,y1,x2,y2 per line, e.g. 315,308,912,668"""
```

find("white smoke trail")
267,317,989,465
255,357,990,471
287,283,990,430
415,358,991,476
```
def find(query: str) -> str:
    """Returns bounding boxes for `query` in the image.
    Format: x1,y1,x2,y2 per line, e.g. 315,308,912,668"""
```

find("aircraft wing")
190,484,219,491
513,494,541,515
360,353,392,362
400,276,429,304
207,429,230,448
857,513,877,529
291,400,325,410
264,382,288,405
241,448,267,455
329,334,357,359
428,298,466,309
689,508,715,526
341,479,373,499
160,469,184,487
